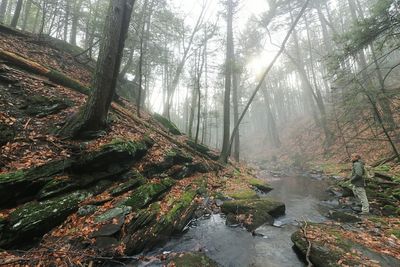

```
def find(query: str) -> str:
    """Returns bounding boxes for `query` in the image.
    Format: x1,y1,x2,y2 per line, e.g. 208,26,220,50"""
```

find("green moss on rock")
249,178,273,193
123,178,175,209
0,191,89,248
153,113,181,135
228,189,259,200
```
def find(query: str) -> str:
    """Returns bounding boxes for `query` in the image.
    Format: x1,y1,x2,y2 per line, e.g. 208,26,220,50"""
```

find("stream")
137,170,337,267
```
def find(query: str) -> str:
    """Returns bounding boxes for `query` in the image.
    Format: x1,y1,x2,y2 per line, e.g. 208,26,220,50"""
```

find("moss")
382,205,397,216
374,164,391,172
123,178,175,209
105,139,148,156
153,113,181,135
249,178,273,193
47,70,90,95
165,189,197,223
389,229,400,239
228,189,259,200
0,191,89,247
0,170,25,183
186,140,210,154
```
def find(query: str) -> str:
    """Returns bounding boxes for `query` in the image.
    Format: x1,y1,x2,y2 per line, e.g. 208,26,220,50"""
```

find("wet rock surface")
221,198,285,231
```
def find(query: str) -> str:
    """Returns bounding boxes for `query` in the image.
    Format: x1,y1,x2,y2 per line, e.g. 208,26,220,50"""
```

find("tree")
10,0,23,28
0,0,8,23
219,0,234,164
59,0,136,138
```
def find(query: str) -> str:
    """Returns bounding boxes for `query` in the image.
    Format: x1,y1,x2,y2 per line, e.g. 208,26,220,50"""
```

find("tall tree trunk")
70,0,82,46
262,83,281,148
231,43,240,161
219,0,234,163
10,0,23,28
63,0,70,41
21,0,31,31
0,0,8,24
59,0,135,138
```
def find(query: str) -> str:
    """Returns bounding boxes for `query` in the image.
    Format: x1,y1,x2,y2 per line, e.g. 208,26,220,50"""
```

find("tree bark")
70,0,82,46
219,0,234,164
0,0,8,23
59,0,136,138
10,0,23,28
21,0,31,31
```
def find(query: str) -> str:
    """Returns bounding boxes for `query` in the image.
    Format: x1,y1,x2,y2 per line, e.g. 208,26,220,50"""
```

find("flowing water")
138,170,337,267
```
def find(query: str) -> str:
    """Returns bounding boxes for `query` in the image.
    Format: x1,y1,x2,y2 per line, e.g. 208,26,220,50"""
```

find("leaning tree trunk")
59,0,135,139
10,0,23,28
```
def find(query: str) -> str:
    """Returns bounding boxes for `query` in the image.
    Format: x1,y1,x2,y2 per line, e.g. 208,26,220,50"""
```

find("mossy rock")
249,178,273,193
228,189,259,200
37,178,79,200
291,230,342,267
186,140,219,160
168,252,219,267
0,191,89,248
221,198,285,231
382,205,398,216
0,123,16,146
153,113,181,135
21,94,72,117
110,171,146,196
123,178,175,209
124,189,197,255
328,210,361,223
144,149,192,177
94,205,132,223
0,139,149,208
292,224,400,267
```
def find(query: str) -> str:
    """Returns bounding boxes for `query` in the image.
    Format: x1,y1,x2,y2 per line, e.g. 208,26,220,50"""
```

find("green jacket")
351,160,366,187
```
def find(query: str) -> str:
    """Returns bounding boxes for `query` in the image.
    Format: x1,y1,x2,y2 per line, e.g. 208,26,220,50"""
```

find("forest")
0,0,399,266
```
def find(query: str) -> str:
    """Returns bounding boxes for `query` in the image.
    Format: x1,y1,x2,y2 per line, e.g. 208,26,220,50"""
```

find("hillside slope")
0,27,277,266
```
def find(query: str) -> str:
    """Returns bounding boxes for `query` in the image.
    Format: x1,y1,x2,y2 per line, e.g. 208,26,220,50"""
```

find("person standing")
350,153,370,215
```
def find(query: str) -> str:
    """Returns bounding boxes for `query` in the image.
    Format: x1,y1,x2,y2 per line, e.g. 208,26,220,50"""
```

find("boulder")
0,191,89,248
221,198,285,231
124,189,198,255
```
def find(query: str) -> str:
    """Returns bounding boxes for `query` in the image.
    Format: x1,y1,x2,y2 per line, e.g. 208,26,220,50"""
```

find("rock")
123,178,175,209
77,205,97,217
0,191,89,248
0,139,149,208
124,189,198,255
167,252,219,267
249,178,273,193
20,94,71,117
328,210,361,223
94,206,132,223
153,113,181,135
110,171,146,196
143,149,192,177
90,223,122,238
292,224,400,267
186,140,219,160
215,199,223,207
94,236,119,249
221,198,285,231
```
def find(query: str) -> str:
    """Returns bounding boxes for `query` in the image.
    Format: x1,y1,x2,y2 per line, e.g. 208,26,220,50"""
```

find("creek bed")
137,171,337,267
